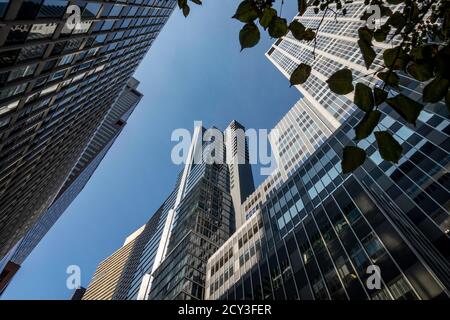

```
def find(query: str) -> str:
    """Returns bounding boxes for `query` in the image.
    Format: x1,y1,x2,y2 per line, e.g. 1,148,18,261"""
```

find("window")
362,233,385,261
83,2,101,18
17,44,47,62
57,54,74,66
7,63,37,82
17,0,41,19
0,100,19,116
0,82,28,100
109,5,122,16
38,0,67,18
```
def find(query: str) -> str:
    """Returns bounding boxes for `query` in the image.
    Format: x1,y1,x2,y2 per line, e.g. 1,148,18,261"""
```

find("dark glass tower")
0,0,176,259
0,77,143,294
149,162,234,300
136,124,248,300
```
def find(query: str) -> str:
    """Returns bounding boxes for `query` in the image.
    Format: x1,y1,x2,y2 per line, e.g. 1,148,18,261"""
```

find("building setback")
0,0,177,259
0,77,143,294
144,123,254,300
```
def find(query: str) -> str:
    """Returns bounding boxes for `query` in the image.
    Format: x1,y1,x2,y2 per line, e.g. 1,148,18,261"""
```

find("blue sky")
2,1,299,299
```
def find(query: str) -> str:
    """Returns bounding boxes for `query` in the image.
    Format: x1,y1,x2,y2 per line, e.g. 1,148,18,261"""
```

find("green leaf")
386,94,424,125
342,146,366,173
435,46,450,80
378,71,399,88
354,83,374,112
182,3,190,17
290,63,311,86
190,0,202,5
374,24,390,42
289,20,306,41
358,27,373,43
410,45,437,62
268,17,288,38
423,78,450,103
239,22,260,51
178,0,187,8
375,131,403,163
358,40,376,69
387,12,406,29
303,28,316,41
260,7,277,29
374,87,388,106
327,69,354,95
232,1,258,23
383,46,408,70
355,110,381,140
298,0,308,16
407,62,434,82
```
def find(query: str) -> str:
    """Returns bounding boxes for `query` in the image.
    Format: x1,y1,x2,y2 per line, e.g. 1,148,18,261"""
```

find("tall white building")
224,120,255,229
266,0,401,124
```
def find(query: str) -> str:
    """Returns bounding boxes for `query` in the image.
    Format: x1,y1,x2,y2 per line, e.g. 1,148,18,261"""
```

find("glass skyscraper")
0,0,177,261
207,104,450,300
84,121,255,300
0,77,143,294
83,207,164,300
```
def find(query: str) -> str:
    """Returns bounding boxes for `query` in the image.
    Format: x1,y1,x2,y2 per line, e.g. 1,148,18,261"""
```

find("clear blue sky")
2,1,299,299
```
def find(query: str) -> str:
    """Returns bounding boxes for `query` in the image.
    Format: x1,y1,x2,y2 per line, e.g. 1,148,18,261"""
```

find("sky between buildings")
1,0,299,299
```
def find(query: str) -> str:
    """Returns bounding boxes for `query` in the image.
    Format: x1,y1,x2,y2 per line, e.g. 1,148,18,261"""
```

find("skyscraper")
69,287,86,300
144,123,255,300
207,103,450,300
205,2,450,300
0,0,176,259
0,77,143,294
84,121,255,300
266,1,447,128
225,120,255,229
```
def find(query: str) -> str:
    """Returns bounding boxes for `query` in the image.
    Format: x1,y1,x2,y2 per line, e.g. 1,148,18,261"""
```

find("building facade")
147,122,255,300
0,0,176,259
84,121,255,300
206,1,450,300
0,76,143,294
207,104,450,300
83,207,163,300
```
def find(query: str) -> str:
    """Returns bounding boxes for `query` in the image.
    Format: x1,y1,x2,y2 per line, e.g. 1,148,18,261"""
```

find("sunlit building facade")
206,1,450,300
